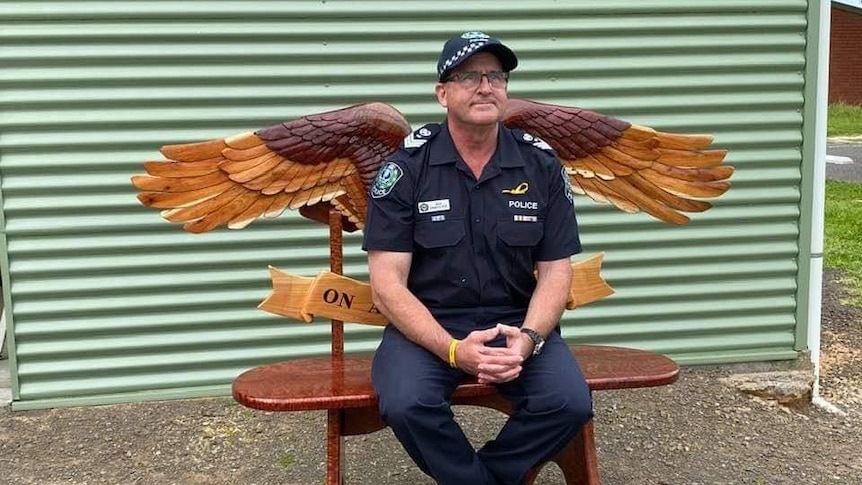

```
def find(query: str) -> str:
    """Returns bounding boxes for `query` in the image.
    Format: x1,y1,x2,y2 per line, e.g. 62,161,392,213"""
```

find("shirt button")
473,186,480,191
460,277,467,284
474,218,481,223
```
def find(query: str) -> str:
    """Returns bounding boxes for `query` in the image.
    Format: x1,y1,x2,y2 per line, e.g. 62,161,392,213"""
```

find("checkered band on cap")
438,39,490,76
436,32,518,81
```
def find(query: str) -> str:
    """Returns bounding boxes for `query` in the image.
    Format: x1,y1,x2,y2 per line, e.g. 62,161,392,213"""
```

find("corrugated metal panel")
0,0,813,409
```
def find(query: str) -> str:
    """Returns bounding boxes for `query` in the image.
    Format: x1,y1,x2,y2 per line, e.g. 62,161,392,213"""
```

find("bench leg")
553,418,600,485
326,409,344,485
525,418,599,485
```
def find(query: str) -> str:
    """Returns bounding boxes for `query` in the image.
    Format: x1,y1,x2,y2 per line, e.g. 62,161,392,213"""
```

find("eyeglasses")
444,70,509,89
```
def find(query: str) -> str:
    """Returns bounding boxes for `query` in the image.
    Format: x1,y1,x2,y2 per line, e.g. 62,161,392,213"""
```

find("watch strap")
520,328,544,355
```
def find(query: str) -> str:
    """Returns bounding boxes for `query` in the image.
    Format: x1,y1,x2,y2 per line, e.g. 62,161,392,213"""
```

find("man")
362,31,593,485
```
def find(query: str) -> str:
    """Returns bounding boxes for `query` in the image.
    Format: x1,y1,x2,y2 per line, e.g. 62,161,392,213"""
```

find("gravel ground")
0,271,860,485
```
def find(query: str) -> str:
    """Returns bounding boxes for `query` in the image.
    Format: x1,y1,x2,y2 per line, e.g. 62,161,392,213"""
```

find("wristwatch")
520,328,545,356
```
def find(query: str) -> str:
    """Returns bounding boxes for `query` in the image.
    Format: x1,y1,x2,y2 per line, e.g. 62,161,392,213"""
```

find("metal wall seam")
0,0,812,408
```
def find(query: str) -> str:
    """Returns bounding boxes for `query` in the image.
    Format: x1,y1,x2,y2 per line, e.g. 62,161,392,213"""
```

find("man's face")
435,52,508,128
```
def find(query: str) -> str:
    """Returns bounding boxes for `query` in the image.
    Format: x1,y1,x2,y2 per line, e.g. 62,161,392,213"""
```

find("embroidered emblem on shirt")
517,131,553,151
403,132,428,149
402,124,439,150
508,200,538,210
370,162,403,199
514,215,538,222
418,199,450,214
532,138,553,151
501,182,529,195
432,214,446,222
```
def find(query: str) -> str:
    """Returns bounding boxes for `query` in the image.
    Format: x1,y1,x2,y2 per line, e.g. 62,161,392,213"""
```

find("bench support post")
326,209,346,484
326,409,345,485
329,210,344,357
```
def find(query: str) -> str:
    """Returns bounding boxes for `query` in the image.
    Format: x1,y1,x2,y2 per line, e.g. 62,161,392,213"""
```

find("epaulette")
401,123,441,152
513,129,555,152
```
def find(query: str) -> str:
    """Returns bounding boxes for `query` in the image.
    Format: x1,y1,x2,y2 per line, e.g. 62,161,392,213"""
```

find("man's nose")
477,74,493,92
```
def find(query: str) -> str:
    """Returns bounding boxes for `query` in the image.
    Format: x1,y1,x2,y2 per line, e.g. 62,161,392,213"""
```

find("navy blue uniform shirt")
362,122,581,317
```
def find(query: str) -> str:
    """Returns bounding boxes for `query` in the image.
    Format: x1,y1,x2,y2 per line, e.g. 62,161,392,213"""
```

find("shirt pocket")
497,221,544,247
412,219,468,299
414,219,466,248
496,221,544,298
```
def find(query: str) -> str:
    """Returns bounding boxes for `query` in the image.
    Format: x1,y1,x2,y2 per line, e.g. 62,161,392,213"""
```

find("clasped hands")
454,323,534,384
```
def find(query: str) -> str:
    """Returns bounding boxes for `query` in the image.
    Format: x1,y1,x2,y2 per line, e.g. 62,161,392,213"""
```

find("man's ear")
434,83,447,108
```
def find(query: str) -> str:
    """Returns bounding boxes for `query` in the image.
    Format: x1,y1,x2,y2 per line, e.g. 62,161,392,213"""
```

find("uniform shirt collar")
430,121,527,168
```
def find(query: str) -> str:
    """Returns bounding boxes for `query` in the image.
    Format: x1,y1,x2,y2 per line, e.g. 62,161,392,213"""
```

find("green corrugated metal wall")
0,0,817,409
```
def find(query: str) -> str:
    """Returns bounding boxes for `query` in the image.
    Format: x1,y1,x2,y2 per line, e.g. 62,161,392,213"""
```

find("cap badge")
461,31,490,40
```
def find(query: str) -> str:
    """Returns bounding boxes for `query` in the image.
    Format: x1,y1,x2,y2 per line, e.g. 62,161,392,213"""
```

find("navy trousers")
372,324,593,485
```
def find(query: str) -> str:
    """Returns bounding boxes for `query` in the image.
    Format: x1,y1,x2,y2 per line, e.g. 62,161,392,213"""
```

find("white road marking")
826,155,854,165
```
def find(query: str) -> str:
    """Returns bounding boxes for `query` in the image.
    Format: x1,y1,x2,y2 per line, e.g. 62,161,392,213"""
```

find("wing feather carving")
132,102,411,233
133,98,732,232
502,99,733,225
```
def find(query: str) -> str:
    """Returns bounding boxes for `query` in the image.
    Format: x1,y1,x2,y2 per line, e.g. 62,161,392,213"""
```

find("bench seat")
232,344,679,484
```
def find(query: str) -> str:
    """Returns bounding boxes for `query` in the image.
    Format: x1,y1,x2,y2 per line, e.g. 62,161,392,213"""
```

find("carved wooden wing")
502,98,733,224
132,102,410,233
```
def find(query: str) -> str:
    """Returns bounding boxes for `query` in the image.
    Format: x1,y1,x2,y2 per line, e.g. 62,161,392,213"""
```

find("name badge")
418,199,450,214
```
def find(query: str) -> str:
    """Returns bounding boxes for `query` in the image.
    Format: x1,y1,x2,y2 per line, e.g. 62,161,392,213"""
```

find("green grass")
824,181,862,305
827,103,862,137
277,452,296,470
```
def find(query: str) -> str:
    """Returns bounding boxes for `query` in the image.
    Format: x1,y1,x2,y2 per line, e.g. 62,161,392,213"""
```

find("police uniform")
362,122,594,485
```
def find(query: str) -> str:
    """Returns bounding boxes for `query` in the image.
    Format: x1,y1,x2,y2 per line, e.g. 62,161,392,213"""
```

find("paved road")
827,139,862,182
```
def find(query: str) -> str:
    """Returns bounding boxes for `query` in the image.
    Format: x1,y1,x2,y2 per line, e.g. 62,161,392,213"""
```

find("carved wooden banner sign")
259,253,615,325
259,267,386,325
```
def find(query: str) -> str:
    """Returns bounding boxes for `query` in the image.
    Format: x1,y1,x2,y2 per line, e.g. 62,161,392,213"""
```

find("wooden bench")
233,346,678,484
232,211,680,484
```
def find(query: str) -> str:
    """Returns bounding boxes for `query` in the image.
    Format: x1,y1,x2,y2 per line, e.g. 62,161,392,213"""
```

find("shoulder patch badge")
532,137,553,151
516,130,554,152
402,123,440,151
371,161,404,199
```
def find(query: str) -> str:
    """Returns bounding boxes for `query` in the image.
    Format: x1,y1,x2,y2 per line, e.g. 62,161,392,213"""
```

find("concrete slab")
0,312,5,358
0,358,10,407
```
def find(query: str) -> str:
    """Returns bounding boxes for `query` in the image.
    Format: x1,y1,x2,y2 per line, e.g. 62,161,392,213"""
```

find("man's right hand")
455,327,524,384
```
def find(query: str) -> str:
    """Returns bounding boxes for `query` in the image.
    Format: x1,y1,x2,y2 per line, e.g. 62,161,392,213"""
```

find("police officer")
362,32,593,485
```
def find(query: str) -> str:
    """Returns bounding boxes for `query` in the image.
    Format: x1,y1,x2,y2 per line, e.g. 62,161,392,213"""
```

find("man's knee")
532,387,593,427
560,392,594,427
378,389,450,428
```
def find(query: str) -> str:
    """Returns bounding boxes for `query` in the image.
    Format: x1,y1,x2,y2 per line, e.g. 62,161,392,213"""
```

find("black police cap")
437,31,518,81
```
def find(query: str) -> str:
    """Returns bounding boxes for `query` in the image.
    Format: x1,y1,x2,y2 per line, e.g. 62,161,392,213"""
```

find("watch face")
533,339,544,356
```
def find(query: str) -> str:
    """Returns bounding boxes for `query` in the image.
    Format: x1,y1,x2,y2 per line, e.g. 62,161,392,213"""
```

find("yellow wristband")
448,339,460,368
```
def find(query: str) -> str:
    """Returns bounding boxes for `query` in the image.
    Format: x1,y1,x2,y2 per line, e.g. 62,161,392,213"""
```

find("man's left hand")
496,323,535,361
